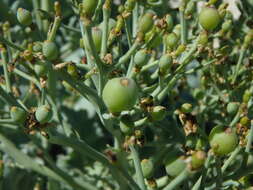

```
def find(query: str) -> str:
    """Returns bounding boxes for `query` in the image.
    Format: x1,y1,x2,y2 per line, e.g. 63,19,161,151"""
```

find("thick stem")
163,168,189,190
129,145,147,190
232,48,246,84
1,48,11,93
47,16,61,42
101,2,111,58
246,120,253,153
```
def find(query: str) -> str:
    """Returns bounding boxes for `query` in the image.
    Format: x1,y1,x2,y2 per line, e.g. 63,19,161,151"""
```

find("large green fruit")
199,7,220,31
42,41,58,61
209,126,238,156
102,77,139,113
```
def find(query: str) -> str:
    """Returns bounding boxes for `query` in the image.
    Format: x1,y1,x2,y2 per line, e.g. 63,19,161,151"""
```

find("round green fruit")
42,41,58,61
134,49,150,67
138,13,154,33
141,159,154,179
35,105,53,124
150,106,166,121
17,8,32,26
34,61,49,77
10,106,27,123
159,53,172,75
102,77,139,113
165,156,186,177
191,151,206,170
199,7,220,31
82,0,98,18
166,33,179,49
226,102,239,116
209,126,238,156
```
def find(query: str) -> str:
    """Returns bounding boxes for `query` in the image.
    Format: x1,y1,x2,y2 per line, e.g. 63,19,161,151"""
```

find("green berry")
166,14,174,32
10,106,27,123
199,7,220,31
139,13,154,33
119,115,134,134
17,8,32,26
159,53,172,75
82,0,98,18
141,159,154,179
42,41,58,61
102,77,139,113
209,126,238,156
191,151,206,170
240,116,250,127
35,105,53,124
166,33,179,49
34,61,49,77
134,49,150,67
150,106,166,121
181,103,193,113
226,102,239,116
165,156,186,177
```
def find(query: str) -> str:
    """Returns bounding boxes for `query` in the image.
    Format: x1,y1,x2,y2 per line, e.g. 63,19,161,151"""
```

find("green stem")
179,8,187,44
32,0,42,31
0,86,20,107
92,0,104,23
163,168,189,190
129,145,147,190
0,133,96,190
1,48,11,93
0,119,15,125
232,48,246,84
222,146,242,173
246,120,253,153
132,2,138,38
215,157,222,189
41,0,50,34
0,36,25,51
101,2,111,58
47,16,61,41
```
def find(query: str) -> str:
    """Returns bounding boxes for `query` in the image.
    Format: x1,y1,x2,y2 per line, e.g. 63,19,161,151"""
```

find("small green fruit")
34,61,49,77
17,8,32,26
181,103,193,113
10,106,27,123
119,115,134,134
165,14,174,32
102,77,139,113
226,102,239,116
150,106,166,121
165,33,179,49
240,116,250,127
82,0,98,18
209,126,238,156
35,105,53,124
165,156,186,177
139,13,154,33
199,7,220,31
141,159,154,179
42,41,58,61
134,49,150,67
191,151,206,170
159,53,172,75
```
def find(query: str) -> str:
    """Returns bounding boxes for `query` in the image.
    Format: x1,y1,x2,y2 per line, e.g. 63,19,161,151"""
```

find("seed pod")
150,106,166,121
174,44,186,56
42,41,58,61
35,105,53,124
181,103,193,113
102,77,139,113
82,0,98,18
159,53,172,75
199,7,220,31
119,115,134,134
124,0,136,12
134,49,150,67
165,156,186,177
165,14,174,32
191,151,206,170
226,102,239,116
10,106,27,123
209,126,238,156
138,13,154,34
240,116,250,127
34,61,49,77
17,8,32,26
141,159,154,179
